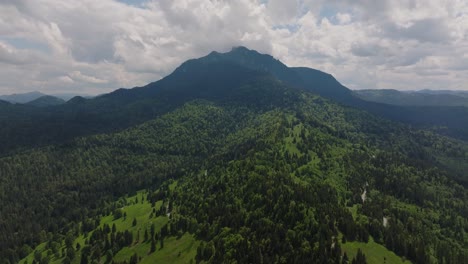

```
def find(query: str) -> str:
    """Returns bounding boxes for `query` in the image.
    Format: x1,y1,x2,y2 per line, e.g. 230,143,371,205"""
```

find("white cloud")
58,76,74,84
69,71,108,84
265,0,299,24
0,0,467,95
0,41,31,65
335,13,352,24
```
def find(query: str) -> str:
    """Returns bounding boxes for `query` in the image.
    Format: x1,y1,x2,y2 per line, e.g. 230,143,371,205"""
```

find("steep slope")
197,46,355,101
124,46,468,141
201,47,468,140
291,66,355,101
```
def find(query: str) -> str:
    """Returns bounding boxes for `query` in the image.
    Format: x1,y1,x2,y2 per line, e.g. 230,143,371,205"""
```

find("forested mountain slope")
0,62,262,156
1,48,468,156
201,47,468,140
0,72,467,263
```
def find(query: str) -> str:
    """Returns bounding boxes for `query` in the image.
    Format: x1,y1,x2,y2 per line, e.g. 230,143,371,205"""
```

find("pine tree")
150,239,156,253
130,253,138,264
352,248,367,264
342,252,349,264
150,223,155,239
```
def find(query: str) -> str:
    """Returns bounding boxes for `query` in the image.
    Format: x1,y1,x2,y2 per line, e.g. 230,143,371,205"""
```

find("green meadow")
20,191,199,264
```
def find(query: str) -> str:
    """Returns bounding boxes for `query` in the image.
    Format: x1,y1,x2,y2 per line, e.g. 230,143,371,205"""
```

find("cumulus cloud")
0,41,32,65
0,0,467,95
69,71,108,84
266,0,299,24
383,18,452,43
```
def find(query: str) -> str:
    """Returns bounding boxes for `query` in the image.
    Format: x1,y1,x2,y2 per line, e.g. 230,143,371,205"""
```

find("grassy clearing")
100,194,167,238
20,243,47,264
348,204,359,219
341,237,411,264
136,233,198,264
20,190,198,264
284,123,304,156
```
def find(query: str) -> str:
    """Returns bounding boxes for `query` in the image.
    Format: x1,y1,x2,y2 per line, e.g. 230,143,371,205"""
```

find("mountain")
0,47,467,158
25,95,66,107
200,48,468,140
355,89,468,107
0,48,466,264
52,93,95,101
198,46,355,101
0,91,90,104
0,91,46,103
0,61,280,155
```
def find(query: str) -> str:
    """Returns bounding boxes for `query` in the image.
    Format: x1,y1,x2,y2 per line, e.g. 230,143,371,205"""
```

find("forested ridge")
0,49,467,263
2,48,468,157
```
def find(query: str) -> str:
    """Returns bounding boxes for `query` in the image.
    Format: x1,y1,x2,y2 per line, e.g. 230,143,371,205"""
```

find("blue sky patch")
116,0,148,7
0,37,50,54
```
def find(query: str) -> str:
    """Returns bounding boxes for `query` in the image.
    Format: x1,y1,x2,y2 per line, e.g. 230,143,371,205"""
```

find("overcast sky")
0,0,467,95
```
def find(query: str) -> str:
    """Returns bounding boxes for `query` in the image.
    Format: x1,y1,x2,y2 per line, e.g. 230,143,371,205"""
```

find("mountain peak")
227,46,272,59
203,46,267,60
167,47,354,103
199,47,352,101
230,45,252,52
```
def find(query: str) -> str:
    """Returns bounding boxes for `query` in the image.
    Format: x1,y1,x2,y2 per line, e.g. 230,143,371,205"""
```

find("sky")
0,0,467,95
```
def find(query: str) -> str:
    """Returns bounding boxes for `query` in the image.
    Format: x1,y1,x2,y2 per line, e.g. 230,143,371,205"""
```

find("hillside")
0,48,465,264
0,67,465,263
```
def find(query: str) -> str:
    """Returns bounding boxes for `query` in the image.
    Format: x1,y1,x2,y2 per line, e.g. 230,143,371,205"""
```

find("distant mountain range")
355,89,468,107
25,95,66,107
0,91,47,104
0,91,93,105
414,89,468,98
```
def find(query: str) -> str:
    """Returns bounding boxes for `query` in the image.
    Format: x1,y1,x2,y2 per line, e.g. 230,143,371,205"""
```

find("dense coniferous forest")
0,48,467,264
